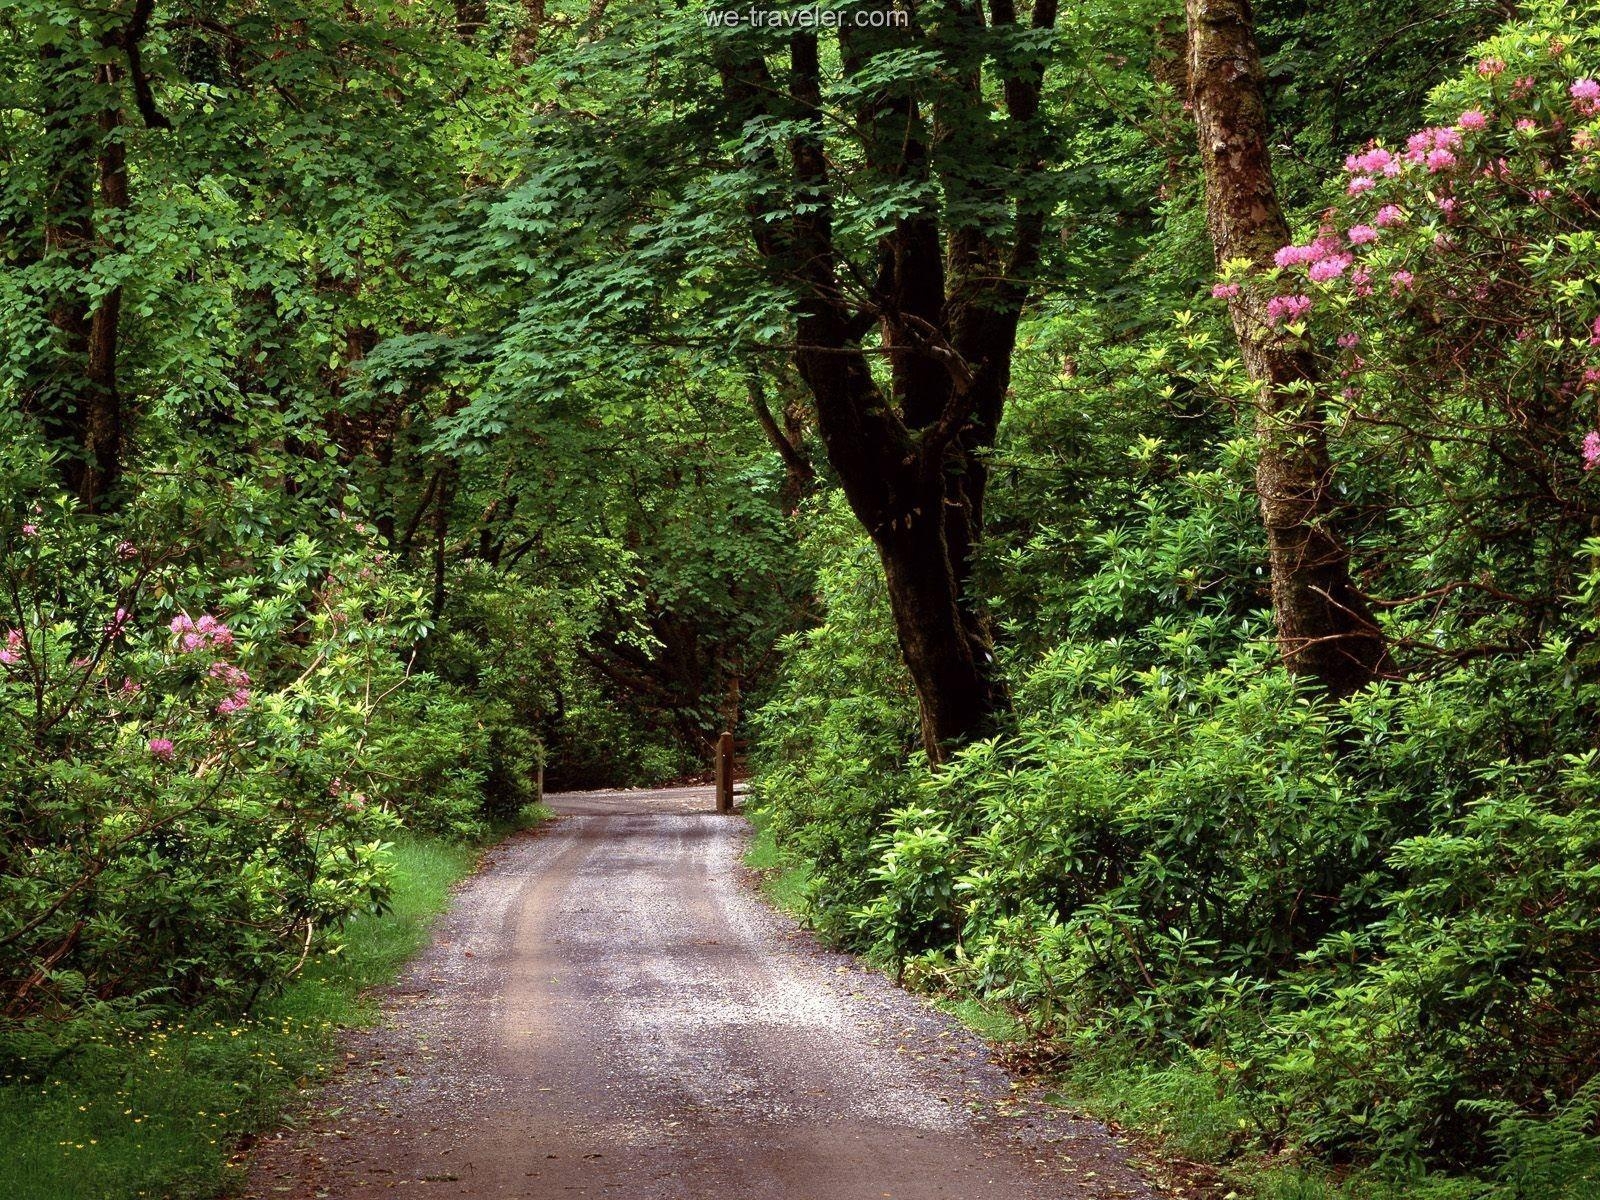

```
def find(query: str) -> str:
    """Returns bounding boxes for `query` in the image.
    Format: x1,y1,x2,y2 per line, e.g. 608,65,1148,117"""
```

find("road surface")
246,785,1155,1198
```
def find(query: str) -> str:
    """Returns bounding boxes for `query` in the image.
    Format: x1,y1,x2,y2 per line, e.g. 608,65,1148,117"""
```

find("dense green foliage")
0,0,805,1023
752,4,1600,1194
0,836,482,1199
7,0,1600,1195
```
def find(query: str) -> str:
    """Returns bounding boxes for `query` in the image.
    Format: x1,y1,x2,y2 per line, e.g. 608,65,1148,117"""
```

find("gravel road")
245,786,1157,1199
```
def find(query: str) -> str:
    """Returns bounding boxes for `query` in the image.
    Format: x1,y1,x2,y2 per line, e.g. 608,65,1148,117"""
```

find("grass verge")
741,806,812,914
0,829,514,1200
928,992,1587,1200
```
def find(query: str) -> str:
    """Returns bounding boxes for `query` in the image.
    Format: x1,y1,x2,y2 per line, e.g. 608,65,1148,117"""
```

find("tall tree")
715,0,1059,762
1184,0,1390,696
35,17,130,511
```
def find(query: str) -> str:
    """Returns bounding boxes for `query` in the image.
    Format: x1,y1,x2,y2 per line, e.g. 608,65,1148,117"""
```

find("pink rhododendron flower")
120,677,140,696
1347,225,1378,245
1347,175,1376,195
1274,244,1319,268
1575,130,1595,151
1337,331,1360,349
1590,316,1600,347
1346,147,1398,176
1571,79,1600,114
1267,294,1313,325
1458,109,1488,131
1478,57,1506,77
208,661,251,688
148,738,175,762
1437,196,1457,215
0,629,21,665
1585,431,1600,471
1391,270,1415,294
1351,267,1374,297
1374,205,1406,227
20,524,37,537
1512,76,1536,99
1516,118,1539,132
1530,188,1553,202
1211,283,1241,300
1309,254,1352,283
170,613,234,653
105,607,130,637
216,688,252,717
1426,148,1457,172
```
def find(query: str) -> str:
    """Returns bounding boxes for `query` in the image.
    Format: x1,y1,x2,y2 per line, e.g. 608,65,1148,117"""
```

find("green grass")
741,807,812,914
0,834,491,1200
919,989,1551,1200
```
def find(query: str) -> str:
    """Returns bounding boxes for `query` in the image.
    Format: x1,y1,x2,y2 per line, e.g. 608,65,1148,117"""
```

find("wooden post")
714,730,735,813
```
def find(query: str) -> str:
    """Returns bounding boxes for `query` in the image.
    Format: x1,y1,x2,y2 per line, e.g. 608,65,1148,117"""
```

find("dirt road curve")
246,786,1156,1199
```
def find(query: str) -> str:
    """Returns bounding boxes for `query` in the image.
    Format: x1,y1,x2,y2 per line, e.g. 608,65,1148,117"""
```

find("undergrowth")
0,828,525,1200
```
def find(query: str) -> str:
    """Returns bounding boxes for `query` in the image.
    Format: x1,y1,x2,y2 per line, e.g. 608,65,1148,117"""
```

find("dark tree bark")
511,0,547,65
716,0,1057,763
1185,0,1391,696
34,3,161,512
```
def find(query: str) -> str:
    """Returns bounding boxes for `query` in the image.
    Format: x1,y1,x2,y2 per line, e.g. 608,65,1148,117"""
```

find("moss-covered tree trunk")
1185,0,1391,696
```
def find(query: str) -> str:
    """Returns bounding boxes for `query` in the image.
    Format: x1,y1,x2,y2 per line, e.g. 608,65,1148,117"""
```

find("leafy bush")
749,493,922,938
0,465,494,1014
753,13,1600,1184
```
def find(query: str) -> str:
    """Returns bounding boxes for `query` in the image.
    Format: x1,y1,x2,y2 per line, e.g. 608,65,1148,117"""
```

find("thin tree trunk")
431,463,454,620
747,374,813,512
1185,0,1391,696
36,36,130,512
83,64,128,510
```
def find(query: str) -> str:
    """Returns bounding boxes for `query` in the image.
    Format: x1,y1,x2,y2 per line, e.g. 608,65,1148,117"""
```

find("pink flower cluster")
208,660,252,717
105,607,130,638
0,629,21,665
1309,254,1352,283
148,738,175,762
1211,283,1241,300
1275,233,1344,269
1403,127,1462,172
1267,294,1313,325
1345,146,1399,177
216,690,251,717
1572,79,1600,116
171,613,234,654
1585,431,1600,471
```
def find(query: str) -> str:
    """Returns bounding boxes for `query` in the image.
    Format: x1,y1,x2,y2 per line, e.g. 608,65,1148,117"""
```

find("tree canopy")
6,0,1600,1195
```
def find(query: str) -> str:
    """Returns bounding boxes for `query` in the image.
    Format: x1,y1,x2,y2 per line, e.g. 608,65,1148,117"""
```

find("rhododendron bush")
1252,19,1600,645
0,483,443,1013
754,6,1600,1185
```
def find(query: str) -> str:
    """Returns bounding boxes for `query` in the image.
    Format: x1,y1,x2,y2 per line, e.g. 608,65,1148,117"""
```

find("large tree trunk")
1185,0,1391,696
717,2,1055,763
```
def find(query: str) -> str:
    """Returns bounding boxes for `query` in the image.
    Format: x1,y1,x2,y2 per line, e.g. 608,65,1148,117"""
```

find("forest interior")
5,0,1600,1196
